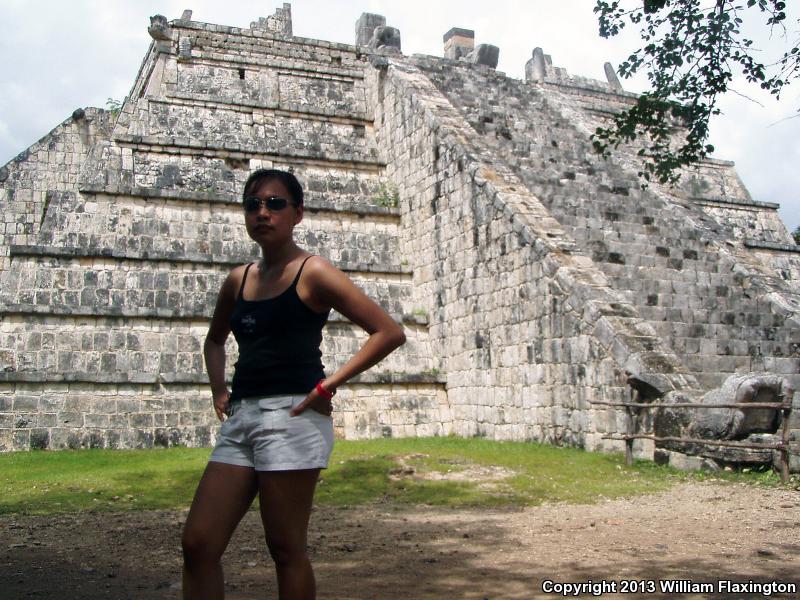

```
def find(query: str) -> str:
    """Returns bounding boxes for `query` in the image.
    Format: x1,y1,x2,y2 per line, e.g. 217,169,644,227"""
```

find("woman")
182,169,406,599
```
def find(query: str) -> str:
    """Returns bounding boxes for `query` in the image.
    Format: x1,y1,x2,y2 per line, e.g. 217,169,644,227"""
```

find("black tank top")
229,256,330,400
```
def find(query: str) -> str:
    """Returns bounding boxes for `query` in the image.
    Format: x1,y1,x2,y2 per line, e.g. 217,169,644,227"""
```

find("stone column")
443,28,475,60
525,47,547,82
356,13,386,47
604,62,624,92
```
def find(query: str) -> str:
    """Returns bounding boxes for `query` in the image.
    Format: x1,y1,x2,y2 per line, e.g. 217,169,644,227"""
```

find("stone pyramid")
1,5,797,471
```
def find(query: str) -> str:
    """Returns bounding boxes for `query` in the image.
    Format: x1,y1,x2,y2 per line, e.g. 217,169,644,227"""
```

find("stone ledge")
0,304,421,327
7,245,411,275
0,370,446,386
692,195,779,210
76,183,399,217
744,240,800,253
112,134,385,167
186,51,366,79
541,80,640,101
164,90,370,123
171,20,360,54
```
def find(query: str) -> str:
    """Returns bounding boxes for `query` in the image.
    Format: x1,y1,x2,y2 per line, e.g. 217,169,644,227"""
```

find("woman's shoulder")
220,262,256,296
301,255,340,280
230,261,256,281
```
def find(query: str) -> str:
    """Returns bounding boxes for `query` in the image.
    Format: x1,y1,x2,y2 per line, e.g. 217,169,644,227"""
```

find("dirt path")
2,482,798,599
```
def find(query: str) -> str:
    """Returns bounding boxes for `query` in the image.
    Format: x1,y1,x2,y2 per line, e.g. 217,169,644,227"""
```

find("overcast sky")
1,0,798,230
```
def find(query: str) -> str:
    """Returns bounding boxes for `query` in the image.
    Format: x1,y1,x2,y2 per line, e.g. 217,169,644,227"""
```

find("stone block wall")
0,109,113,270
0,14,446,451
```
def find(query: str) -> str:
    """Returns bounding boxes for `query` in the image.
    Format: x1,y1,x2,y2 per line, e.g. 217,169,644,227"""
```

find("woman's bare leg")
182,462,258,599
258,469,321,600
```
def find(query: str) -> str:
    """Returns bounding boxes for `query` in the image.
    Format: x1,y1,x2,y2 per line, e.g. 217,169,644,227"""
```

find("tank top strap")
237,262,255,300
291,255,314,288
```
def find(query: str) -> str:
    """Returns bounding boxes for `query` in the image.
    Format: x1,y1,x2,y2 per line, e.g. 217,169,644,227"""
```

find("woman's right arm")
204,269,240,421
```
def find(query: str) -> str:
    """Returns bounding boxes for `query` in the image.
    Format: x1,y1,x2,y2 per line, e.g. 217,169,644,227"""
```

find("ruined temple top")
159,3,628,94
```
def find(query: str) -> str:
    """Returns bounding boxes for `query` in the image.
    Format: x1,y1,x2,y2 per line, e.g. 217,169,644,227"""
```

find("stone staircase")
414,57,800,394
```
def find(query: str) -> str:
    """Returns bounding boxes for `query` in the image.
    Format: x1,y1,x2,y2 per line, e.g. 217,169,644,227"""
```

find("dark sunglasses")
242,195,294,212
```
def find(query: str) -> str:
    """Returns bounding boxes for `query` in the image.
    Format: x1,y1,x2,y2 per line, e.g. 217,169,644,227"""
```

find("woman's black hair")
242,169,304,206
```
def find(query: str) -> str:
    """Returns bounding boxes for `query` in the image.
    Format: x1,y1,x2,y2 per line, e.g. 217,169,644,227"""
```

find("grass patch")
0,446,205,514
0,437,791,516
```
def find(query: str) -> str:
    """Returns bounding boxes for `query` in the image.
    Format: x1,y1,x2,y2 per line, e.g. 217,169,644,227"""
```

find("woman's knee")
182,525,223,565
265,537,308,567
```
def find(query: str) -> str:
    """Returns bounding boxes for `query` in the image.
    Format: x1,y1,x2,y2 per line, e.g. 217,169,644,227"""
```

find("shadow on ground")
1,497,798,599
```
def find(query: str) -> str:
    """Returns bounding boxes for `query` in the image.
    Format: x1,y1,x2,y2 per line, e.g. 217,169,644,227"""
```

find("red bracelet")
316,380,335,400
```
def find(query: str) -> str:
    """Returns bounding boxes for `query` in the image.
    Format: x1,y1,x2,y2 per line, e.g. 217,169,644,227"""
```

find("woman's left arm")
290,258,406,416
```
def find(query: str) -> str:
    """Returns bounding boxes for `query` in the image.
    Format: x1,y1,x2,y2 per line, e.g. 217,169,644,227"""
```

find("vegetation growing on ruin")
374,181,400,208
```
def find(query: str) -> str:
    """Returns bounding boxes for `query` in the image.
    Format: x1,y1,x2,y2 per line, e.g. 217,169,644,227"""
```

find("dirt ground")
1,481,798,599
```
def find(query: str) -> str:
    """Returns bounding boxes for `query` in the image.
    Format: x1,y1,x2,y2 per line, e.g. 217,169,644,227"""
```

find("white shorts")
209,394,334,471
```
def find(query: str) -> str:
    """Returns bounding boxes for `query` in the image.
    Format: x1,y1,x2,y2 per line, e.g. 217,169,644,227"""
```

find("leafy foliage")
593,1,799,185
374,181,399,208
793,225,800,244
105,97,123,117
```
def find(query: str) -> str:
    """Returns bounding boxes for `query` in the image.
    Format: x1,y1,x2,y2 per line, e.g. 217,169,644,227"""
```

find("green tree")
593,1,799,185
793,225,800,244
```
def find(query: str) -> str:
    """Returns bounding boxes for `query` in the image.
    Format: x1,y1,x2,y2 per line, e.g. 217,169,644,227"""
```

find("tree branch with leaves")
593,0,799,185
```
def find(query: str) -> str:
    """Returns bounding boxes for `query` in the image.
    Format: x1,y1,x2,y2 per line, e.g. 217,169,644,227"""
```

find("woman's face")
243,177,303,246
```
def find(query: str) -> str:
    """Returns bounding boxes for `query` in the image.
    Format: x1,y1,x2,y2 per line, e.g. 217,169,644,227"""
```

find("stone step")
33,190,405,272
0,255,420,322
0,313,439,382
165,60,370,120
79,162,394,215
5,374,451,450
119,97,378,163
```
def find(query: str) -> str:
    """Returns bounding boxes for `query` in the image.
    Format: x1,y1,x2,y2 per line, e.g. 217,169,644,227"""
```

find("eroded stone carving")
178,37,192,61
467,44,499,69
148,15,172,41
654,373,792,468
368,26,401,53
691,373,789,440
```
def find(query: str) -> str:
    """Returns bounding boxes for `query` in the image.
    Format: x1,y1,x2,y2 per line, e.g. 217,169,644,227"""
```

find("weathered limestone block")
250,3,292,36
467,44,499,69
443,28,474,60
278,72,366,116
